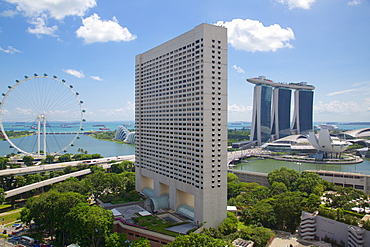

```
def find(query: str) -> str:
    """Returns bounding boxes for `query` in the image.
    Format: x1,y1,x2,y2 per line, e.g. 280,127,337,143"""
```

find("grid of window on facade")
135,37,225,190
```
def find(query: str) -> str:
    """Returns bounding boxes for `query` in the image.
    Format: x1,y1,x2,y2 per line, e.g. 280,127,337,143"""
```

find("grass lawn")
134,215,184,237
2,211,21,225
0,204,12,210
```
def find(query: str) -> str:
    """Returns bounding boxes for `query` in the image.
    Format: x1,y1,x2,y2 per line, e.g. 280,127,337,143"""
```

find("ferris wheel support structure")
37,114,47,156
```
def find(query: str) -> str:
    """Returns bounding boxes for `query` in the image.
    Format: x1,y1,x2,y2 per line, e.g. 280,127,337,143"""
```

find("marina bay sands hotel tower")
248,76,315,146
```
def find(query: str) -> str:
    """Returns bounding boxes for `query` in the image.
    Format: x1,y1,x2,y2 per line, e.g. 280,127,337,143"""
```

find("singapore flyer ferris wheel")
0,73,85,155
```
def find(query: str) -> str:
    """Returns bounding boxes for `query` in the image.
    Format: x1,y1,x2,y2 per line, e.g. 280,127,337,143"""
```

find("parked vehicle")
21,235,34,245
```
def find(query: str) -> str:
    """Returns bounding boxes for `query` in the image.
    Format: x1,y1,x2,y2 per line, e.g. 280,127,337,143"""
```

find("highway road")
0,155,135,176
2,151,263,198
3,155,135,198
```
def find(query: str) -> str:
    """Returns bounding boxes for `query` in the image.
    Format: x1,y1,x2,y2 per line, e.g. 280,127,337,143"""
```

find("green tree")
202,227,223,239
22,155,34,166
0,157,9,170
218,212,238,235
63,165,77,174
268,167,300,191
302,193,321,212
20,190,85,244
0,188,5,204
45,155,54,164
52,177,88,195
15,176,27,187
243,200,277,229
72,153,85,161
132,238,151,247
91,153,103,159
227,173,241,199
227,226,275,247
111,161,135,173
57,154,72,162
165,233,229,247
296,171,322,195
270,191,304,231
67,203,113,247
269,182,288,196
105,232,130,247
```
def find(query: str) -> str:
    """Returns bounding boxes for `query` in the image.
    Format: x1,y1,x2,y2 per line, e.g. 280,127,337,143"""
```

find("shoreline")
251,155,363,165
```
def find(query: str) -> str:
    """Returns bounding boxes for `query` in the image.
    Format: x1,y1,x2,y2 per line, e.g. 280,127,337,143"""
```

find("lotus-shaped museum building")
307,129,349,156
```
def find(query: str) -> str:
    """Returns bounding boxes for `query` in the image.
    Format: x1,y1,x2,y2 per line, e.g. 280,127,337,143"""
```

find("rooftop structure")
135,23,228,228
339,128,370,139
247,76,315,90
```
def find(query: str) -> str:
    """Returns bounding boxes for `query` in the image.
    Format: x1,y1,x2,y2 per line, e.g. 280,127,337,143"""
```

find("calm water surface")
231,157,370,175
0,134,135,157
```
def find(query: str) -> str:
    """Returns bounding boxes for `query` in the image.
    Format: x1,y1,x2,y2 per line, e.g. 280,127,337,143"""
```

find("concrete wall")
228,170,270,187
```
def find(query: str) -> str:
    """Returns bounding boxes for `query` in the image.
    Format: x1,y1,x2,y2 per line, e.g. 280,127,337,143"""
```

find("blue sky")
0,0,369,122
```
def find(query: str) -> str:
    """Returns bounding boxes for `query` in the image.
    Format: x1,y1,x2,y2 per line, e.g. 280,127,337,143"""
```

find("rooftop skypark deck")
247,76,315,90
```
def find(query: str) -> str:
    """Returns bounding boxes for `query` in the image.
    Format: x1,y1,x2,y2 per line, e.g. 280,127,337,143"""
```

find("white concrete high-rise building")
135,24,228,228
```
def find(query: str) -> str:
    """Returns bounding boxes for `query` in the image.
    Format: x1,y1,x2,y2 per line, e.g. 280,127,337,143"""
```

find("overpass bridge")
3,162,129,198
0,155,135,176
3,151,260,199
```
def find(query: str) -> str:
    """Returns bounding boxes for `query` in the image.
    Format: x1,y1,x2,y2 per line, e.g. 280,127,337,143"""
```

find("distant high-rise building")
271,87,291,140
250,83,272,146
291,88,314,135
135,23,228,228
247,76,315,145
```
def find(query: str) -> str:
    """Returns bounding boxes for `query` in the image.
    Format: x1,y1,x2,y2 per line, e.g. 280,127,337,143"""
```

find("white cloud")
314,100,362,113
76,14,137,44
4,0,96,20
348,0,362,5
216,19,294,52
5,0,96,37
228,104,252,122
90,76,104,81
277,0,316,9
327,88,361,96
63,69,85,78
228,104,252,113
232,65,245,74
96,101,135,118
0,46,22,54
0,10,18,17
27,15,58,37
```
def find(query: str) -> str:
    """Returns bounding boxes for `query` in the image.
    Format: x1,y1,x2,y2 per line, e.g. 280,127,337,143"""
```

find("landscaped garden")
131,214,188,237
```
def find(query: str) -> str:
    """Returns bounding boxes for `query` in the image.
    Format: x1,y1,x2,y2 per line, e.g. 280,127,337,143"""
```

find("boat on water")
93,124,105,127
99,127,110,130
